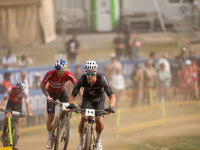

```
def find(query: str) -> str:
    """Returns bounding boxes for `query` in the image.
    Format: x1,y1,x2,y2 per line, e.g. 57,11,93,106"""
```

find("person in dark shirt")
124,23,136,60
113,31,125,60
170,55,182,99
177,47,187,67
65,33,81,64
68,60,116,150
130,63,143,107
74,64,82,79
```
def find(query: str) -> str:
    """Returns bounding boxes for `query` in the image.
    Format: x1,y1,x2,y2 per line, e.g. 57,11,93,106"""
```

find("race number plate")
85,109,95,116
62,103,70,110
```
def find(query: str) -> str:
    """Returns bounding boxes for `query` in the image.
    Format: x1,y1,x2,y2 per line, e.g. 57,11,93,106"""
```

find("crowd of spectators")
1,49,34,70
128,47,200,107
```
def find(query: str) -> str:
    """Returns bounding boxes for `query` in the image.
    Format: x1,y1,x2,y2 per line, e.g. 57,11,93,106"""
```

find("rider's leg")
78,112,87,146
95,116,104,143
46,114,55,139
3,113,11,134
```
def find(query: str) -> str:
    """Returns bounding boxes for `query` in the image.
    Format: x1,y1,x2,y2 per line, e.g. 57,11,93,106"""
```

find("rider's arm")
0,96,8,111
0,87,11,111
69,94,76,104
40,71,51,97
24,90,33,116
108,94,116,108
25,101,33,116
40,85,50,97
102,75,116,108
69,74,83,103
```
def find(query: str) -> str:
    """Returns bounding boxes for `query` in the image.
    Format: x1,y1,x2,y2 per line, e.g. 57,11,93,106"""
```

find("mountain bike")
75,107,115,150
50,101,72,150
1,110,26,150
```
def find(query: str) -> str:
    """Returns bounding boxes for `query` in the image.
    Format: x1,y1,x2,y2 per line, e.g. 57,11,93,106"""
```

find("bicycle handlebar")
3,110,27,118
74,108,114,115
52,101,63,106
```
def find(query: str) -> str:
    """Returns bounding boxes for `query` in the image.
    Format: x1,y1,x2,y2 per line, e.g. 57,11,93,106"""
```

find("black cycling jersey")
72,72,113,97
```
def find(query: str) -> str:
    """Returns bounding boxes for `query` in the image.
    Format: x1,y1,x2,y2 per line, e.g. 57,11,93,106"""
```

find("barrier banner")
0,59,146,85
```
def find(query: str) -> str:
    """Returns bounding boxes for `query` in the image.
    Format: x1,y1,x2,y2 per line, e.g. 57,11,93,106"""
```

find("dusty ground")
0,99,199,150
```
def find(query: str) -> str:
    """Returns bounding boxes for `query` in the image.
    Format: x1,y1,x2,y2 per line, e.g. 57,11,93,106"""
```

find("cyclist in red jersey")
40,59,82,149
0,80,33,147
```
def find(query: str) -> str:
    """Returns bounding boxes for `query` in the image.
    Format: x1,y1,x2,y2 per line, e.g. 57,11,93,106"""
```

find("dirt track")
1,101,199,150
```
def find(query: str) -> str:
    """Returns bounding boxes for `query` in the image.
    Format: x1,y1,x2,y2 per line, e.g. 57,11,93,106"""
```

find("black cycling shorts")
81,92,105,117
47,89,69,114
6,101,22,113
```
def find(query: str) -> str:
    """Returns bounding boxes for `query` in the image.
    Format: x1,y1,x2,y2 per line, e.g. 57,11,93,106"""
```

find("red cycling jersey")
5,86,29,104
41,69,77,93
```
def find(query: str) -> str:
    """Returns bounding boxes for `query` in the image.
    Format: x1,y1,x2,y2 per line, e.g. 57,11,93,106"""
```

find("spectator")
149,52,157,68
189,55,199,100
177,47,187,67
128,33,141,59
158,63,172,102
178,60,194,102
104,53,122,82
130,63,143,107
155,53,170,73
0,72,11,94
170,55,182,99
32,72,41,89
143,60,157,105
20,70,34,127
111,68,125,109
18,52,34,67
124,23,136,59
65,33,81,64
20,70,32,91
197,53,200,99
2,49,17,69
74,64,82,79
113,31,125,60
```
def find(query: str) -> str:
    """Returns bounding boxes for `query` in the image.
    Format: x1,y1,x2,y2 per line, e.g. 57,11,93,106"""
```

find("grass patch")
143,136,200,150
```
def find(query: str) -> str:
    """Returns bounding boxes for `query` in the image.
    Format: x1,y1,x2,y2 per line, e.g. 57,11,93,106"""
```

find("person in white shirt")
20,70,33,91
111,68,125,108
155,53,170,73
2,50,17,69
18,53,34,67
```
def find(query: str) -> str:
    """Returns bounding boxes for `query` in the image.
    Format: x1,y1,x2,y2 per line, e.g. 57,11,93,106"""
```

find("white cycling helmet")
16,80,26,90
55,59,67,71
84,60,98,71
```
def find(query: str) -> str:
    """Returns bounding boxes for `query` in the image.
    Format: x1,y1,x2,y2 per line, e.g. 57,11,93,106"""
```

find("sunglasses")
85,72,96,76
57,71,64,74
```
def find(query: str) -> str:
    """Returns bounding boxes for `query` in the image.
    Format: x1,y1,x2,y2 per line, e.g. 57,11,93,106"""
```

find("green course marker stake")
149,88,153,112
161,98,167,127
116,108,120,139
8,117,12,146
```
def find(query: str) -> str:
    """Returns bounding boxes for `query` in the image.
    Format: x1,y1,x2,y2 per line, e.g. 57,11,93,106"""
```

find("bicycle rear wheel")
84,124,92,150
57,117,70,150
12,122,18,150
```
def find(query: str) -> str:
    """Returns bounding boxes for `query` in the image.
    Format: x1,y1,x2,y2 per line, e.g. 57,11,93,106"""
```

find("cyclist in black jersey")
68,60,116,150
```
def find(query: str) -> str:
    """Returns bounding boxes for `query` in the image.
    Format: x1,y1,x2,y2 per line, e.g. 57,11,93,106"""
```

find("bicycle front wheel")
57,117,70,150
84,124,92,150
12,122,18,150
52,116,58,150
